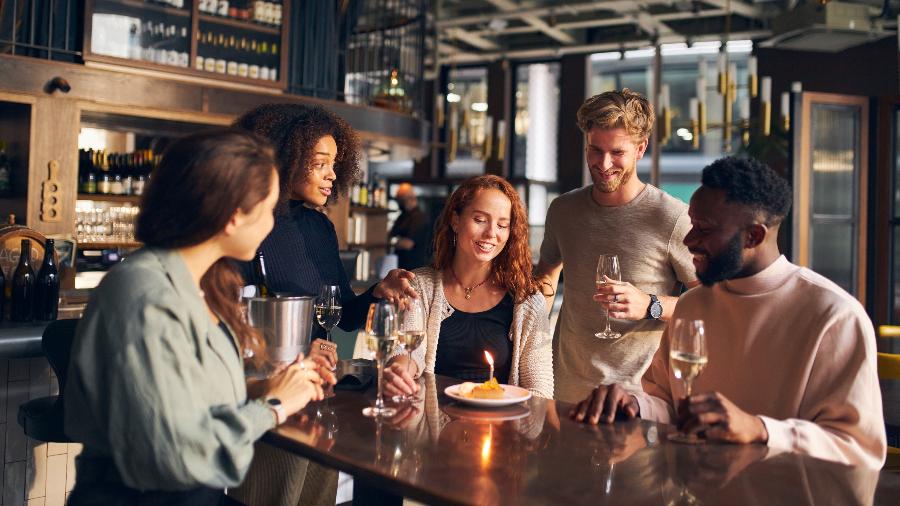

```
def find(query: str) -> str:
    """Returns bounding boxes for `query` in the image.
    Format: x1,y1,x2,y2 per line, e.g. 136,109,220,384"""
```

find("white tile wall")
0,358,79,506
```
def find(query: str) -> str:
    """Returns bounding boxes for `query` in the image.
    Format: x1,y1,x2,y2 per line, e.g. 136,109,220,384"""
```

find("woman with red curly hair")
383,175,554,399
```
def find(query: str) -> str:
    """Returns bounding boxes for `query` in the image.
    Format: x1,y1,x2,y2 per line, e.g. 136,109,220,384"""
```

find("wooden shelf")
78,241,142,249
97,0,190,18
350,206,390,214
199,14,281,35
77,193,142,204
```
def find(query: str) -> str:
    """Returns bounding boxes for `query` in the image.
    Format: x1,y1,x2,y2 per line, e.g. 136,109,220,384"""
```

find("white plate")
444,383,532,407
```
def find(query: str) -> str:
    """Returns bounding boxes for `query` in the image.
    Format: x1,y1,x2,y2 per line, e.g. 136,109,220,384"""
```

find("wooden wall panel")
25,99,79,236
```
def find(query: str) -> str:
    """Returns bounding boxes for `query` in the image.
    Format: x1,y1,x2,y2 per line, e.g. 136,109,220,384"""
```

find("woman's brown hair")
234,103,361,208
136,128,276,367
432,175,540,304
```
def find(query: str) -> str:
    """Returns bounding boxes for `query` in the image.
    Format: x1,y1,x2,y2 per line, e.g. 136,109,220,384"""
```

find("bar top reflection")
264,374,897,506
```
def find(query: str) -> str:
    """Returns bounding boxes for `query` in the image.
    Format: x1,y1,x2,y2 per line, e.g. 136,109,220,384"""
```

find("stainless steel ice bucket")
246,296,315,364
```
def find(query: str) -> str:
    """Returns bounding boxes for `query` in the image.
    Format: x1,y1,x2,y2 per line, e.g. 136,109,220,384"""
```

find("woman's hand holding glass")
263,355,334,419
373,269,418,307
307,338,338,370
383,356,419,398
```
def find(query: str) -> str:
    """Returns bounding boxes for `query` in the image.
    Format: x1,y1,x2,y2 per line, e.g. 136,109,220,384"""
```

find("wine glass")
595,254,622,339
315,285,342,344
393,297,426,403
667,319,708,443
363,300,398,418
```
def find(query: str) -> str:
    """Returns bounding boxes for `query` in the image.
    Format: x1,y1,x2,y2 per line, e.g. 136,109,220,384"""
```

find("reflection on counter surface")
262,374,899,506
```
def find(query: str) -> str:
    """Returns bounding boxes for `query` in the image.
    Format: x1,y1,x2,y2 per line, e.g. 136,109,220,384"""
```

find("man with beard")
390,183,431,270
570,156,886,469
536,89,698,403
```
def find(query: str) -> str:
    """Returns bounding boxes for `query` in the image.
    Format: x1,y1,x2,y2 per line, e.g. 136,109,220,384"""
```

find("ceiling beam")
466,9,729,36
440,29,771,64
702,0,763,19
483,0,577,44
443,27,501,51
436,0,673,29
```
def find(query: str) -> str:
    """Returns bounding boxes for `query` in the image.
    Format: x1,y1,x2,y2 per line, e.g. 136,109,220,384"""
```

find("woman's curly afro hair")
235,103,362,207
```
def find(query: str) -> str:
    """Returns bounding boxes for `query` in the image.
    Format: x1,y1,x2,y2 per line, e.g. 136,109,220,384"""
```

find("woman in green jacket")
65,129,333,505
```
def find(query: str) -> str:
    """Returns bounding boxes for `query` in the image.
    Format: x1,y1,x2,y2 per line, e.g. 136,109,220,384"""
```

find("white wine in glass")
667,319,707,443
363,300,398,418
394,297,426,402
595,254,622,339
315,285,342,343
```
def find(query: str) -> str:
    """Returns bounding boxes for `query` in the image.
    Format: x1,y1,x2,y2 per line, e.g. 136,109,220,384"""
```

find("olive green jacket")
65,248,275,491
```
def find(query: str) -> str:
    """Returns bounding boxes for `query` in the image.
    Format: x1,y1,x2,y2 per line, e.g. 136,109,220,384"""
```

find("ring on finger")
613,294,618,303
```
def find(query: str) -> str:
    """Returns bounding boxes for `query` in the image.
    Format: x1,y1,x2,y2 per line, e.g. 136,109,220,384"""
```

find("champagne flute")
315,285,342,344
393,296,426,403
363,300,398,418
667,319,708,443
595,254,622,339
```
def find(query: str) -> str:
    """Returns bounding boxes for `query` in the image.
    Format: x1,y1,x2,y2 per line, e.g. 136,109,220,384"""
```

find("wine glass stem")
605,307,612,334
326,328,332,343
684,379,693,399
375,355,385,410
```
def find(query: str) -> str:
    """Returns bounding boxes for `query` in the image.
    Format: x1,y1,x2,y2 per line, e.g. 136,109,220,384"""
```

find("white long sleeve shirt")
634,256,886,469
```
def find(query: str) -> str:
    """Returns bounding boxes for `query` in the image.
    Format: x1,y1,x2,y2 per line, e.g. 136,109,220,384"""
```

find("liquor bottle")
269,42,278,81
217,0,230,17
110,154,124,195
34,239,59,321
226,35,238,76
122,153,134,196
98,151,112,195
359,182,368,207
0,141,12,198
179,26,190,67
215,33,227,74
253,250,269,297
11,239,35,322
238,37,249,77
259,41,270,80
248,39,260,79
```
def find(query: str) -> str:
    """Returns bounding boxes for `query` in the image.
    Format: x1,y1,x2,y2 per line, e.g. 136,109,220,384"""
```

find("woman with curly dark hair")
231,104,416,506
382,175,554,400
235,104,417,365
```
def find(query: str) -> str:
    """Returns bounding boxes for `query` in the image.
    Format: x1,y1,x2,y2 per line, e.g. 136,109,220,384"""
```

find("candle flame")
484,351,494,366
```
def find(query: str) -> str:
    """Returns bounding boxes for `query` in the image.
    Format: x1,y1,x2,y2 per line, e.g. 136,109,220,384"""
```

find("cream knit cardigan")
404,266,555,399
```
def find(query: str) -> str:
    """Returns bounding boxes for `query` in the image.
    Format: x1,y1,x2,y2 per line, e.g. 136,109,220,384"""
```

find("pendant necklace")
450,266,489,300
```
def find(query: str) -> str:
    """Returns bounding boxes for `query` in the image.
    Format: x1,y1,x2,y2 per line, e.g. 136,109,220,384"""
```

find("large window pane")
446,67,488,177
513,63,560,181
810,222,854,293
811,105,858,217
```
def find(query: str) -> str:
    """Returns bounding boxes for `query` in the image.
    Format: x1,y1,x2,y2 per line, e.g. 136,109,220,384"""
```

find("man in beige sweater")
570,156,886,469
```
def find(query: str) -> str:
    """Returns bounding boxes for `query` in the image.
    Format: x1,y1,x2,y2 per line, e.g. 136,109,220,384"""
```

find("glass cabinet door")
793,92,869,302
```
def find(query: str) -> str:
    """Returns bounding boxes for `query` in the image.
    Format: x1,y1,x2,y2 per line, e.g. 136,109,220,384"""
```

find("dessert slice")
472,377,505,399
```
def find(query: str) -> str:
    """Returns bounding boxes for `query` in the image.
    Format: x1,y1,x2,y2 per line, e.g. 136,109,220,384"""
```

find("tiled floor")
0,358,80,506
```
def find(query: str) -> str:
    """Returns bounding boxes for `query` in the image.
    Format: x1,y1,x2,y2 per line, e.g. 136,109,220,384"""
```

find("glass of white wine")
363,300,398,418
595,254,622,339
667,318,708,443
315,285,342,344
393,296,426,403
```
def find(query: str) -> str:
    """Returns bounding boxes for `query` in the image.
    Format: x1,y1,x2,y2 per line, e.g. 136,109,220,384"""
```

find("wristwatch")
646,294,663,320
266,397,286,425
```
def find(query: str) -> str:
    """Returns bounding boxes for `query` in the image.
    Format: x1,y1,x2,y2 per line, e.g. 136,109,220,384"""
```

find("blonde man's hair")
576,88,654,141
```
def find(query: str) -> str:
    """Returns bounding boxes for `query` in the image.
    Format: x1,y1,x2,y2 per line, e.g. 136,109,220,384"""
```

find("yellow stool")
877,352,900,471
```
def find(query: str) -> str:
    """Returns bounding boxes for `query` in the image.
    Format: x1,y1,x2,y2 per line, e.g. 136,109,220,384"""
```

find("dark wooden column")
485,59,512,177
558,54,588,193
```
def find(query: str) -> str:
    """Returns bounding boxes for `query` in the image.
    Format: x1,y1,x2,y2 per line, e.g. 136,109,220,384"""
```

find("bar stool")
17,319,80,443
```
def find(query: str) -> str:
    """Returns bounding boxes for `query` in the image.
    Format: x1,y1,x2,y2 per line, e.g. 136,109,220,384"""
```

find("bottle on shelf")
35,239,59,321
359,182,368,207
253,249,270,297
11,239,35,322
97,151,112,195
0,141,13,198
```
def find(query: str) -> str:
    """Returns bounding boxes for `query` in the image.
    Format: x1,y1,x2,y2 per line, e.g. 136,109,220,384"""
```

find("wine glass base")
362,406,397,418
595,331,622,339
391,393,423,403
667,432,705,444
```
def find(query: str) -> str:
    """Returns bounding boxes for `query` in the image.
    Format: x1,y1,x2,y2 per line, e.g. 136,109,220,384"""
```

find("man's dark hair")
701,156,792,225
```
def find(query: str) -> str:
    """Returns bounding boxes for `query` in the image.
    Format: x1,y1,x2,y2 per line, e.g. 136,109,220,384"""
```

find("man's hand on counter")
373,269,418,306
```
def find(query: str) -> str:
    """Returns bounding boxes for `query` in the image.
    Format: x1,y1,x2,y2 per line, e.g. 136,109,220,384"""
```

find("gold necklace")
450,266,489,300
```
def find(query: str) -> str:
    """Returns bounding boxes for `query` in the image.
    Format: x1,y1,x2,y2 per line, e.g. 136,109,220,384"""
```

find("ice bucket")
246,296,315,364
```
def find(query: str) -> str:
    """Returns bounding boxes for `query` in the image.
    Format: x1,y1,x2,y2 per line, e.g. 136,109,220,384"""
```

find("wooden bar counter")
263,374,900,505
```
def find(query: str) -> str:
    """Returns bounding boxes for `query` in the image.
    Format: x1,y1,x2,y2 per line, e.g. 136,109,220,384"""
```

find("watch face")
266,398,282,407
650,301,663,319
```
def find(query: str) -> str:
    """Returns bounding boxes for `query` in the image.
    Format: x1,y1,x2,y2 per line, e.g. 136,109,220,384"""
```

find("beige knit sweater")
402,267,555,399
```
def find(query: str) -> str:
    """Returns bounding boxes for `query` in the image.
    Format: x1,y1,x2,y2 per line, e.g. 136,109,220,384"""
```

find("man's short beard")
697,232,744,286
594,162,635,193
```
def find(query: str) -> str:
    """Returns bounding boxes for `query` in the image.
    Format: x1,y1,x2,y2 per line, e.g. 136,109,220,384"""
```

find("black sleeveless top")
434,294,514,382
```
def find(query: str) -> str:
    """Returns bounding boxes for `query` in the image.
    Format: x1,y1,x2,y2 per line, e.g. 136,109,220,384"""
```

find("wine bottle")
253,250,270,297
11,239,35,322
34,238,59,321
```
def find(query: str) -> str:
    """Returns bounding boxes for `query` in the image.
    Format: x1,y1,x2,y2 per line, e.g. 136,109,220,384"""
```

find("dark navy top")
239,200,376,338
434,294,514,382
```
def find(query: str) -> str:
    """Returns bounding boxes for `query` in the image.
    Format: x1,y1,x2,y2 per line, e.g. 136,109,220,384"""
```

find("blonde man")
536,89,699,403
